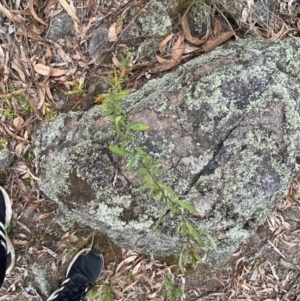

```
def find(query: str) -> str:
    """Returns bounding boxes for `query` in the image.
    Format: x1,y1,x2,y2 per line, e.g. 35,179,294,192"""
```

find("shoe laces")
54,275,92,301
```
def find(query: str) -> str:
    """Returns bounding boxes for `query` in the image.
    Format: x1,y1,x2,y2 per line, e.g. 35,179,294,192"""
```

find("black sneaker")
47,248,104,301
0,186,15,288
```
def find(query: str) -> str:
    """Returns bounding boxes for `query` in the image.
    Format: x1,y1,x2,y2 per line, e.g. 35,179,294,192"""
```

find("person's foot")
47,248,104,301
0,186,15,288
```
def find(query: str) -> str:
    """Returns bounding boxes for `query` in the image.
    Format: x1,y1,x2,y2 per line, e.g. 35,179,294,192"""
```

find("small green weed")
8,84,18,93
125,271,134,285
1,84,33,117
5,222,12,235
66,81,87,97
0,106,17,120
16,94,32,113
0,138,9,148
27,151,34,159
118,50,135,79
99,68,216,273
45,106,57,120
99,283,114,301
163,274,183,301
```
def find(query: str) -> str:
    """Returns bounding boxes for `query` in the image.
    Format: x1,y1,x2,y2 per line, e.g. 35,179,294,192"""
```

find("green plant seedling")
66,81,87,97
99,283,114,301
163,274,183,301
101,55,216,273
16,94,33,113
0,138,9,148
0,107,17,120
45,106,57,120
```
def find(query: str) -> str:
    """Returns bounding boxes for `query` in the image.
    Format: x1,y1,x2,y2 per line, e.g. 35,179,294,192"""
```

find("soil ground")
0,0,300,300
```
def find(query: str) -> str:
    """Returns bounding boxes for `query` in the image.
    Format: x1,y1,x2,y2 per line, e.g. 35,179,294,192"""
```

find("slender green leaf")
179,251,185,274
139,184,152,191
114,91,128,101
130,123,149,131
127,157,135,171
186,221,205,247
115,116,122,133
120,138,128,149
135,147,148,157
155,206,170,229
149,188,159,200
109,145,132,156
176,200,198,214
143,156,152,168
206,233,217,250
138,167,148,175
158,183,177,197
191,253,201,267
176,221,183,234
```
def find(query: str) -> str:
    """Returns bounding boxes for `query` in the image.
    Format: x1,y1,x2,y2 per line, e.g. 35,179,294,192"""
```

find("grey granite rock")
120,0,172,43
88,26,108,58
254,0,276,25
0,146,12,169
33,37,300,266
45,12,73,41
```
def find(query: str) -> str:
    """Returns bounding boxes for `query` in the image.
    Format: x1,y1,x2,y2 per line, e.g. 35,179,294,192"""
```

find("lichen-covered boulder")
33,37,300,266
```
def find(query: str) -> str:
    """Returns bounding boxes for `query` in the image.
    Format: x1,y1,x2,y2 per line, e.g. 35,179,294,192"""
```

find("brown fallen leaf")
31,24,46,35
122,280,139,293
25,98,43,121
0,4,22,23
108,22,122,42
184,43,199,54
87,0,95,14
35,213,50,221
11,239,28,245
11,62,26,83
159,33,175,54
34,63,66,77
201,31,234,53
16,220,31,234
13,116,25,130
29,0,47,26
37,86,46,110
59,0,80,24
116,255,138,273
45,0,59,15
213,17,223,37
45,83,59,108
181,7,206,46
0,121,29,142
156,33,185,72
32,198,46,204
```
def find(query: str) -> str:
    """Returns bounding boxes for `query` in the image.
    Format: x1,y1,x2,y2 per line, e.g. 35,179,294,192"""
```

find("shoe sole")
0,186,12,228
